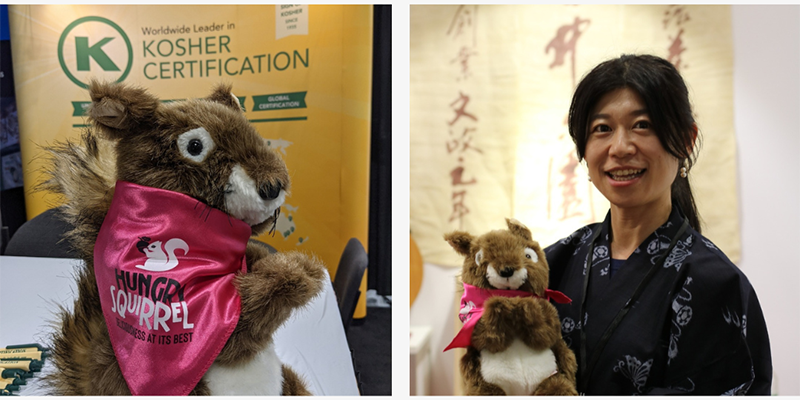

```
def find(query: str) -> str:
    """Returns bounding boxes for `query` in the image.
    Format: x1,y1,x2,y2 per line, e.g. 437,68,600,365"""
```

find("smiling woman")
569,55,699,235
544,54,772,395
584,88,680,259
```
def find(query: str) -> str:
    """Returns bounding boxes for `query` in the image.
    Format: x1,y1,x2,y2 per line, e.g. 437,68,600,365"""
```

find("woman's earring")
680,159,689,178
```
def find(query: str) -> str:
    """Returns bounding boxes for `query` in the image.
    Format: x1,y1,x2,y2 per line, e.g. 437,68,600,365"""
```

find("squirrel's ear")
206,83,244,112
444,231,474,257
506,218,532,241
88,80,160,139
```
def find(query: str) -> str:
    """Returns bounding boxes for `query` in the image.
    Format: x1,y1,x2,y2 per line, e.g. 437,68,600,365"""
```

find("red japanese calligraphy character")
447,5,478,46
448,92,478,126
663,5,691,30
667,28,687,71
447,128,483,154
545,16,591,89
451,46,478,81
450,165,477,186
449,190,470,228
557,152,583,221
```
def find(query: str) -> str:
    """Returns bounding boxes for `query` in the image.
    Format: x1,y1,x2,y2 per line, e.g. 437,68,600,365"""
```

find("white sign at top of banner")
276,5,309,40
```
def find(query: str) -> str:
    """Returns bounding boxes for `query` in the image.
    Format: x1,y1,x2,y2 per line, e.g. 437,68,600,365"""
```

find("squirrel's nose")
499,267,515,278
258,182,282,200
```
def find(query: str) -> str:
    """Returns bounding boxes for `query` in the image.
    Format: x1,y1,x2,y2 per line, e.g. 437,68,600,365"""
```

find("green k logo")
75,37,120,71
58,16,132,88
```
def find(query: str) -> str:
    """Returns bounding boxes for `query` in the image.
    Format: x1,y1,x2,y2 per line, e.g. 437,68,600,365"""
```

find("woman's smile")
605,168,646,185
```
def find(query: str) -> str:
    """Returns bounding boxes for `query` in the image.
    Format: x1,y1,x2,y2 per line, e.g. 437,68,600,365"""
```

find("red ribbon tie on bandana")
94,181,252,395
444,283,572,352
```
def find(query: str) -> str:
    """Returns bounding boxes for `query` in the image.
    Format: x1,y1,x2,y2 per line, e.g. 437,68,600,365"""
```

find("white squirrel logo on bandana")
109,236,195,332
459,301,476,323
135,237,189,272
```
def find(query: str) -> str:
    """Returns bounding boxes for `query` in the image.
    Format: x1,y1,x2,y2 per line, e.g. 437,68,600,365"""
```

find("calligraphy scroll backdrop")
411,4,738,268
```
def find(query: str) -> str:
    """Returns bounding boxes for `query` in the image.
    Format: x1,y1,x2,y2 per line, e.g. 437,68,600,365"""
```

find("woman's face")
584,87,679,212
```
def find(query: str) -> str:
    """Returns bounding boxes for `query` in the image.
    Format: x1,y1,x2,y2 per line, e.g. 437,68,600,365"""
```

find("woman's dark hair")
567,54,702,232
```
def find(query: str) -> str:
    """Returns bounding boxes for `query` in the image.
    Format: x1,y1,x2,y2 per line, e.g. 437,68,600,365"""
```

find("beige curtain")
411,5,739,267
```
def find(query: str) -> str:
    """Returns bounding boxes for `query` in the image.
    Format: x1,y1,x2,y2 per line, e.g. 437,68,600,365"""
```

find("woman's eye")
634,120,651,129
591,124,611,133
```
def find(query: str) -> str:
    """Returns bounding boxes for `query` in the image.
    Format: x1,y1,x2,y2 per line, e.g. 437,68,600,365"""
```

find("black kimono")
545,206,772,395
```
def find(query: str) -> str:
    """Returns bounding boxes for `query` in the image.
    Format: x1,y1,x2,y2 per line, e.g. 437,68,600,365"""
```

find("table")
0,256,359,395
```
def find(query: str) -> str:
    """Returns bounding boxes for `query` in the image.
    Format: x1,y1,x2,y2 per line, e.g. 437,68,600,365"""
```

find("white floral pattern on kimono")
613,355,653,394
664,235,694,270
669,277,694,364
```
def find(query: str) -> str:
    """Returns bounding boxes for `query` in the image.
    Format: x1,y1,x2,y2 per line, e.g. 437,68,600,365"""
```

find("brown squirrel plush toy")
444,218,578,395
40,81,326,395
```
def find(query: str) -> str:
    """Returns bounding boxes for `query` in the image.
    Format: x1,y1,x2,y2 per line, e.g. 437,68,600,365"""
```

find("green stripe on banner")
249,117,307,123
71,102,90,116
72,124,90,128
251,92,307,111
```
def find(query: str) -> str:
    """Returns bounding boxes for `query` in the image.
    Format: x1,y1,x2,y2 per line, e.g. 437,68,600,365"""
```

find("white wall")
409,5,800,395
409,263,459,395
732,5,800,396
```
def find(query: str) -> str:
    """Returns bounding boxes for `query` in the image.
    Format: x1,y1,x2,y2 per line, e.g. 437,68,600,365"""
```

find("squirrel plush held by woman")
444,218,578,395
40,81,326,395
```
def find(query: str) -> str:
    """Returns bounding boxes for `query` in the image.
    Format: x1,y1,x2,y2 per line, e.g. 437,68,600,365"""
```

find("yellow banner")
9,5,372,314
411,5,739,267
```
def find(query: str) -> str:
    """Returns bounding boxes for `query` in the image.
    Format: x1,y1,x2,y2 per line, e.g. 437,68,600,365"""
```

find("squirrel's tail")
36,129,123,394
40,129,117,260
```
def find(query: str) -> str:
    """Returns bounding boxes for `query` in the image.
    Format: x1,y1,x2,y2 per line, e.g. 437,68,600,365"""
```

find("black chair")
332,238,368,333
0,212,9,254
247,238,278,254
4,207,80,258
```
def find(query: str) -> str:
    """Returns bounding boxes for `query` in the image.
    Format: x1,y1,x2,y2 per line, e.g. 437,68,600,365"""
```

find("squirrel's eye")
524,248,538,263
177,127,215,163
187,139,203,156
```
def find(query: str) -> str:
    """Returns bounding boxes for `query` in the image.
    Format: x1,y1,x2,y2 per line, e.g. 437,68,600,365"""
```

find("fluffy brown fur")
39,80,325,395
445,218,578,395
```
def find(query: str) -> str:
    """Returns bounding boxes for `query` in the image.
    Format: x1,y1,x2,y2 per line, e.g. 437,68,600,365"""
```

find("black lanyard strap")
578,217,690,394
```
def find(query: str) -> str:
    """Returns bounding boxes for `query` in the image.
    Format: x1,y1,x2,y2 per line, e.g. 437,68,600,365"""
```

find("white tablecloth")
0,256,359,395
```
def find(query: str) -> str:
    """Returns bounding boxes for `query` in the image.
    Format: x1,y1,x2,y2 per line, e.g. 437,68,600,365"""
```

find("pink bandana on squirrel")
94,181,252,395
443,283,572,352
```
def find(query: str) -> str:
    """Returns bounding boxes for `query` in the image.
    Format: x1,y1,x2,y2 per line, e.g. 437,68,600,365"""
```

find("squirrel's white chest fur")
204,342,283,395
480,339,557,395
